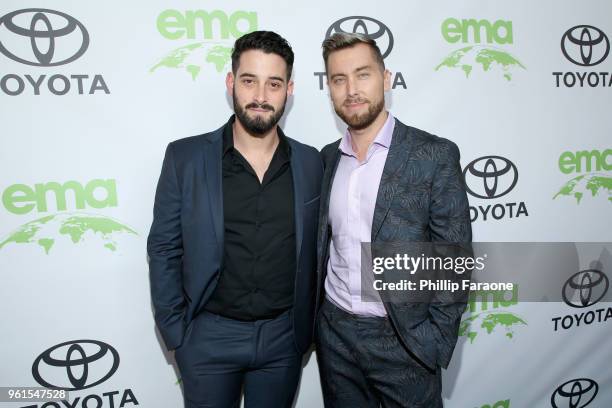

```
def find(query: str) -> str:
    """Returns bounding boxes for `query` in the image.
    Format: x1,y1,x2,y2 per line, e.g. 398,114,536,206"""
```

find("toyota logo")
326,16,394,59
463,156,518,199
551,378,598,408
32,340,119,391
561,25,610,67
0,8,89,66
562,269,609,308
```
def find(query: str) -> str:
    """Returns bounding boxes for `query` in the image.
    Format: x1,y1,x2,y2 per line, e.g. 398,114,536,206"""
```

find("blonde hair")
322,32,385,71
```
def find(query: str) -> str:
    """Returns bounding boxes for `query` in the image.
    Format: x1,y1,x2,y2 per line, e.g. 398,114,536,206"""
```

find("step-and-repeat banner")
1,1,610,407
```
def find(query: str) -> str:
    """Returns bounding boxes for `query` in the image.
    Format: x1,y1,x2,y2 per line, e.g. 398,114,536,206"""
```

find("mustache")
245,102,275,112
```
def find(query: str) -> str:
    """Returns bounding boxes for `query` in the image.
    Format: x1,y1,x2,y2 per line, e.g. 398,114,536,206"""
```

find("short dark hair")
231,31,294,80
322,32,385,72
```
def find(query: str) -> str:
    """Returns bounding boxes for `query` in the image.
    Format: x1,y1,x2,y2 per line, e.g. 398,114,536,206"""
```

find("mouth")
246,103,274,113
248,107,272,113
344,101,367,109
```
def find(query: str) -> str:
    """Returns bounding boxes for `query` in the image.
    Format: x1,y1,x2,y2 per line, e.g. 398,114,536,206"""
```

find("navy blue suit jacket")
148,118,323,353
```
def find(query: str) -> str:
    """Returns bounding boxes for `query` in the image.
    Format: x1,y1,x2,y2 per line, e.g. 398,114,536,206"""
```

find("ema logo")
2,179,118,215
553,149,611,204
553,25,612,88
28,340,139,407
314,16,407,91
459,286,527,344
150,9,257,80
475,400,510,408
463,156,528,222
551,378,598,408
0,9,110,96
435,18,526,81
0,179,137,254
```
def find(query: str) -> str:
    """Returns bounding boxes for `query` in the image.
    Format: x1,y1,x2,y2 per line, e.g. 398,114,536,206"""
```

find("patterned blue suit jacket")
317,117,472,370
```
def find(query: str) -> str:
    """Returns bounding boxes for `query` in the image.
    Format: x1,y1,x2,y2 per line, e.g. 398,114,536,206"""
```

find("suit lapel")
289,142,304,264
371,119,414,241
317,145,341,276
321,150,341,230
203,129,224,247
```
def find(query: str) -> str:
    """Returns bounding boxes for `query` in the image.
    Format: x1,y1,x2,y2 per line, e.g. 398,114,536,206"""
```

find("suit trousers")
315,299,442,408
175,309,302,408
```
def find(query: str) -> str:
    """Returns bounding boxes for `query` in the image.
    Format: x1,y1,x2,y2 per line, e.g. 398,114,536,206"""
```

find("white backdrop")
1,1,611,407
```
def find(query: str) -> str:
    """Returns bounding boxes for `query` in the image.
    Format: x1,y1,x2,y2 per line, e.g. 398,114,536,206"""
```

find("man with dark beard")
315,33,472,407
148,31,322,408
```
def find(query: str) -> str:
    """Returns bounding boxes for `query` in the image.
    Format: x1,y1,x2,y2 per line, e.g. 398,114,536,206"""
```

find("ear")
383,69,392,92
226,72,234,95
286,79,294,97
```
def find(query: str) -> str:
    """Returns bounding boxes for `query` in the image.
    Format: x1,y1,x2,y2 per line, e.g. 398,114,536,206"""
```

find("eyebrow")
355,65,372,73
268,76,285,83
329,65,373,80
238,72,285,83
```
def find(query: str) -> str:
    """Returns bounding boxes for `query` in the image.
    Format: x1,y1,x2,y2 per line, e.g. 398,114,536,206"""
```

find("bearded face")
233,92,287,137
228,49,292,137
332,93,384,131
326,43,390,131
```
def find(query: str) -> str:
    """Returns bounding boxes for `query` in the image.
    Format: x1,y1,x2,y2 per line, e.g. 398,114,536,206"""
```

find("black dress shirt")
205,118,296,320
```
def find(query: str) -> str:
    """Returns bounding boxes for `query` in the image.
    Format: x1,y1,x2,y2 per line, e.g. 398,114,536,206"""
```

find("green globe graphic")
150,43,233,80
459,311,527,344
435,45,526,81
553,173,612,204
0,212,138,254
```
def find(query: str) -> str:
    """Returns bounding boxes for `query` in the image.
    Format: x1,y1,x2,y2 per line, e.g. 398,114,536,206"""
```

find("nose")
254,83,266,105
346,76,358,97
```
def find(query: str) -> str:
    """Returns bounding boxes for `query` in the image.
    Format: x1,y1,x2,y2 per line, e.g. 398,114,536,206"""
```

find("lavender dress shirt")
324,113,395,317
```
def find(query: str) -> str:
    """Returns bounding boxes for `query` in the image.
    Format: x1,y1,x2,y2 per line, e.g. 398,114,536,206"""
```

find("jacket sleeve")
147,143,186,351
424,140,473,369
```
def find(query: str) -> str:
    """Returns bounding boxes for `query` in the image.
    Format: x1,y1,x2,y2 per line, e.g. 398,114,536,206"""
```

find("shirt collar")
339,112,395,157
